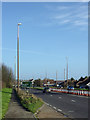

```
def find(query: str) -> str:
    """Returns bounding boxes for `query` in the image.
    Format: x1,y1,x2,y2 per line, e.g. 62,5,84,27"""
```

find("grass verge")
31,87,44,90
2,88,12,118
74,88,89,91
16,89,44,113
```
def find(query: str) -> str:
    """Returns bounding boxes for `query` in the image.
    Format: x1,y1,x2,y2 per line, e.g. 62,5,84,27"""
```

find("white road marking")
50,104,52,107
53,106,56,109
45,102,49,106
71,100,76,102
59,97,62,99
46,103,49,106
50,95,53,96
68,111,74,112
58,109,62,112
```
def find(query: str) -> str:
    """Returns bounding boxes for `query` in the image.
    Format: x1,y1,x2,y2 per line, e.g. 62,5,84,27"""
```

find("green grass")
2,88,12,118
28,99,43,113
16,89,44,114
21,97,43,113
32,87,44,90
74,88,89,91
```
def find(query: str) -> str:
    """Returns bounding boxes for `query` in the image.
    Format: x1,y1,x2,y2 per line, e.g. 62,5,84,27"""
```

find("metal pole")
56,70,57,81
66,57,68,87
15,56,16,86
56,70,57,86
64,68,65,81
64,68,65,87
17,24,19,93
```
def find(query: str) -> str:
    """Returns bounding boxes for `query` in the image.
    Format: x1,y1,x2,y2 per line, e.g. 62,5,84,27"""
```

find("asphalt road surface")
25,88,89,119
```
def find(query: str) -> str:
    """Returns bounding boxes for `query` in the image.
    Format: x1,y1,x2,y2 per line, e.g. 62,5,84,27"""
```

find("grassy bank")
2,88,12,118
32,87,44,90
74,88,89,91
16,89,43,113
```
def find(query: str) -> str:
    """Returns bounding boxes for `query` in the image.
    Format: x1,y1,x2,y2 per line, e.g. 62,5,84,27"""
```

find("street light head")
18,23,22,25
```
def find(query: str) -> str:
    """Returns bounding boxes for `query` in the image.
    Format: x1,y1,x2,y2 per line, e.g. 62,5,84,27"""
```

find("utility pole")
15,56,16,86
56,70,57,86
46,71,47,79
45,70,48,87
56,70,57,81
64,68,65,87
17,23,22,93
64,68,65,81
66,57,68,87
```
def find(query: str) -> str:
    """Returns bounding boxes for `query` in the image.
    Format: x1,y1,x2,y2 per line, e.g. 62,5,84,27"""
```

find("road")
26,88,88,119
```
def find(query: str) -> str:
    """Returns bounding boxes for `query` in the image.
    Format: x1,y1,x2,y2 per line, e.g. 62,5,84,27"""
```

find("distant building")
20,79,34,88
55,80,65,87
87,82,90,88
43,79,55,86
76,76,90,88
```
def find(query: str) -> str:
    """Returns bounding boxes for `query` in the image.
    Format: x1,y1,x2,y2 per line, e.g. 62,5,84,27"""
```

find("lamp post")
66,57,68,87
17,23,22,93
64,68,65,88
56,70,57,87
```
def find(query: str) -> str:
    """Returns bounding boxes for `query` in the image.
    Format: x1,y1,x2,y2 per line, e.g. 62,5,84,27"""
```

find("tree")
2,64,15,88
71,77,74,81
34,79,42,87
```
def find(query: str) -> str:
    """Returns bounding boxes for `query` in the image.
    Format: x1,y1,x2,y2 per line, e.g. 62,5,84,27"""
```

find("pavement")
4,89,69,120
36,103,71,119
4,89,35,119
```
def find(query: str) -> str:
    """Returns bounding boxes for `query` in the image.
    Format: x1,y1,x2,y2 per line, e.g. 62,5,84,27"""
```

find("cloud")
74,20,88,26
58,19,71,25
2,48,43,55
57,6,69,10
2,48,58,57
53,13,71,19
46,3,88,30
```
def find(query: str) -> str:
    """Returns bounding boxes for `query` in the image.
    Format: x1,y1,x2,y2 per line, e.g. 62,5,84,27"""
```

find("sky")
2,2,88,80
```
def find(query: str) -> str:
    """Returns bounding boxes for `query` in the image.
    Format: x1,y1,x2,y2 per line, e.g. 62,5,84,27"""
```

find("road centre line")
71,100,76,102
68,110,74,112
45,102,49,106
59,97,62,99
58,109,62,112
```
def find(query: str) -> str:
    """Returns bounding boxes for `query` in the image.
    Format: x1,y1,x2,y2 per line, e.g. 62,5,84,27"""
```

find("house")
20,79,34,88
76,76,90,88
55,80,64,87
87,82,90,88
43,79,55,86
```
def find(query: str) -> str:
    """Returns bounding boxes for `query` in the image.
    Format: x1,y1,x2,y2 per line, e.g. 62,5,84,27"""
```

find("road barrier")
49,88,90,97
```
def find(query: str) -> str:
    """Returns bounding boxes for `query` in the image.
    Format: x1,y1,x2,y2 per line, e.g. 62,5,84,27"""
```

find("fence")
49,88,90,96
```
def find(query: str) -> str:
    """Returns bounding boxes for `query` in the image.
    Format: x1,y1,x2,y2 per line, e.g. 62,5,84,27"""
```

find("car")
67,86,74,90
43,87,49,93
79,86,86,89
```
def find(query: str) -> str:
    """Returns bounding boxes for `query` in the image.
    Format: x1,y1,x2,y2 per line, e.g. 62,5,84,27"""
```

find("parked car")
67,86,74,90
79,86,88,89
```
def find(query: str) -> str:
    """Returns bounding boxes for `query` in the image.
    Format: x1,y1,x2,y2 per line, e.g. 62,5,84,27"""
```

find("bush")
15,88,43,113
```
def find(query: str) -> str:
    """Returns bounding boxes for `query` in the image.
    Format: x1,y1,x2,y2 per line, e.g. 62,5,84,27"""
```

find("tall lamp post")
66,57,68,87
64,68,65,87
17,23,22,93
